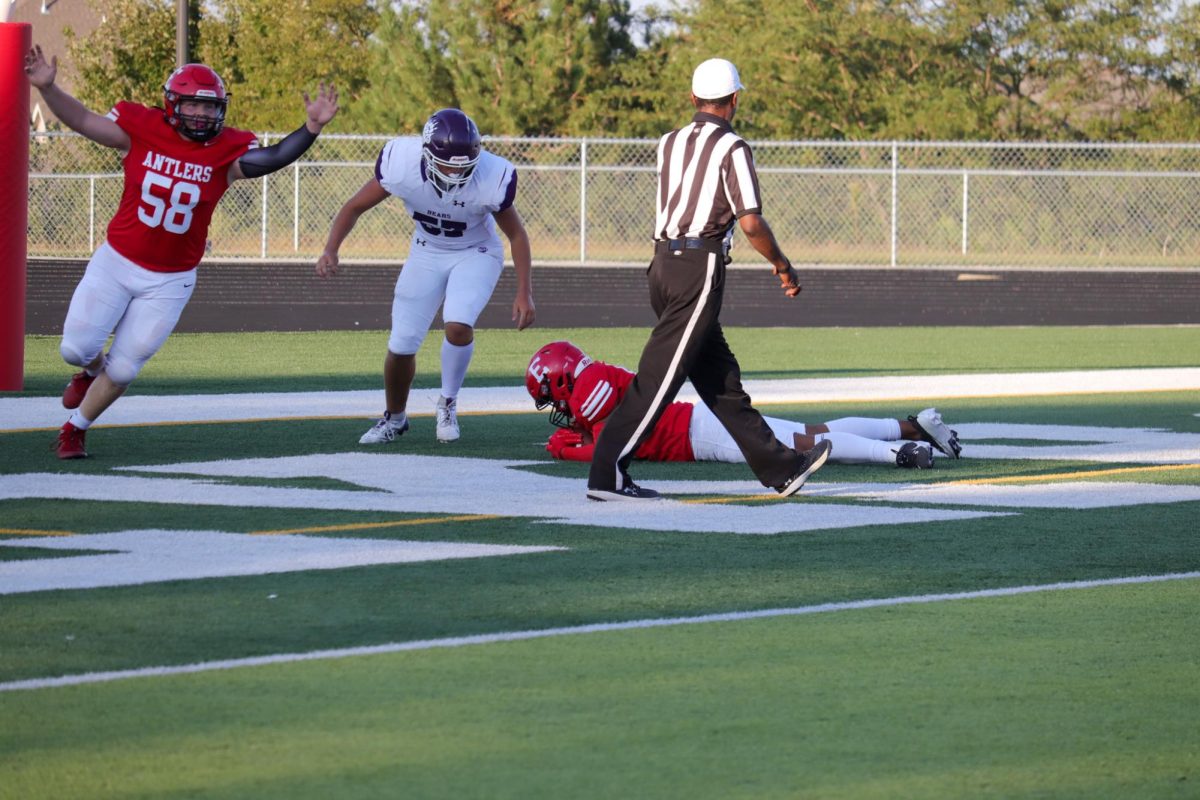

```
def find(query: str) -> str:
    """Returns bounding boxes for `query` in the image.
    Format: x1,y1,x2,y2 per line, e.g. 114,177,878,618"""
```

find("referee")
586,58,832,501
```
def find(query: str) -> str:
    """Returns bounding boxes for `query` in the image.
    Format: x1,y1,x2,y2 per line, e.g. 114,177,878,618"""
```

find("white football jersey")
375,137,518,253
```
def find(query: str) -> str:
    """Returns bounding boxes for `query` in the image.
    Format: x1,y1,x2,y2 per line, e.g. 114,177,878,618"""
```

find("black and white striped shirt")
654,111,762,242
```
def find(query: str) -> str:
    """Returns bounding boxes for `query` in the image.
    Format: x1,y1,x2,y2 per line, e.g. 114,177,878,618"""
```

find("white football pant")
688,403,901,465
60,241,196,386
387,246,504,355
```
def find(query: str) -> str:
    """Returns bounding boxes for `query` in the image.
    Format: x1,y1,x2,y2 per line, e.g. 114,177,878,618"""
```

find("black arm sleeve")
238,124,319,178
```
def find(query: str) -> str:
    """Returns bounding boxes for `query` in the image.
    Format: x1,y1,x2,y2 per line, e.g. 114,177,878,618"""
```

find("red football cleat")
55,422,88,460
62,371,96,409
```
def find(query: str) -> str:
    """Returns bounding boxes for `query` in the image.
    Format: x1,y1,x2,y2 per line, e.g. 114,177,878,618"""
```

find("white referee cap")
691,58,744,99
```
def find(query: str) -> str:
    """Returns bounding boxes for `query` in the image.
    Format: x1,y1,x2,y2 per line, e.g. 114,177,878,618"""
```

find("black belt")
656,237,728,255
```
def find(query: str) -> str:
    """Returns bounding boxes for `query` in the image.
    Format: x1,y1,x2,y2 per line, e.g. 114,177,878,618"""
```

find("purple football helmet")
422,108,482,195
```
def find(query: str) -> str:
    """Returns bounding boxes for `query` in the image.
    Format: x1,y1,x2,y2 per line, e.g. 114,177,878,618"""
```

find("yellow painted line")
0,528,74,537
681,494,787,506
250,514,503,535
945,463,1200,485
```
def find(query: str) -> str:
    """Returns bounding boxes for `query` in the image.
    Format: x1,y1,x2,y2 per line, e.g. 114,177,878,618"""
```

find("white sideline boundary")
3,570,1197,693
2,367,1199,431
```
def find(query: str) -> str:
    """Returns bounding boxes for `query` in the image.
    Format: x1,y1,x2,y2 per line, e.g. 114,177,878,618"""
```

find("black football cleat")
894,441,935,469
775,439,833,497
586,481,662,502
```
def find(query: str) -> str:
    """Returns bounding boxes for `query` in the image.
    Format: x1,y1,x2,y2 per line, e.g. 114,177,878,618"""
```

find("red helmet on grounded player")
526,341,592,428
163,64,229,142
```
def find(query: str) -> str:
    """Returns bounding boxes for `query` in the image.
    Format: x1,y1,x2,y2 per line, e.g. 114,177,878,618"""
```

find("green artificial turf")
1,325,1197,798
2,580,1195,799
11,325,1200,395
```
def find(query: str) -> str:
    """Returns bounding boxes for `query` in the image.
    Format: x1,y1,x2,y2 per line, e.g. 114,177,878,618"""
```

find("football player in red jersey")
527,342,963,468
24,45,338,459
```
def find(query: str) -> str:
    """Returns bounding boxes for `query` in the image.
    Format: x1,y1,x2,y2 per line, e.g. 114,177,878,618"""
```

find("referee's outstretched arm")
740,213,801,298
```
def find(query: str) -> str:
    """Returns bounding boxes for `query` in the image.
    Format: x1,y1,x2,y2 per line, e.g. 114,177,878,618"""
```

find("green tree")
197,0,377,132
572,2,684,138
941,0,1179,140
732,0,994,140
52,0,1200,141
335,2,455,134
65,0,180,113
1129,1,1200,141
63,0,374,134
589,0,998,140
615,0,1200,141
342,0,638,135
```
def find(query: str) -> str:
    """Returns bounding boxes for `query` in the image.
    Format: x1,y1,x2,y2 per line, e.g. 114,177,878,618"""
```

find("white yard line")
3,367,1199,431
2,570,1197,693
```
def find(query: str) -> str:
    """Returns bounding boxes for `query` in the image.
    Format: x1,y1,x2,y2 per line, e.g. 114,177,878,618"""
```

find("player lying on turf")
526,342,962,467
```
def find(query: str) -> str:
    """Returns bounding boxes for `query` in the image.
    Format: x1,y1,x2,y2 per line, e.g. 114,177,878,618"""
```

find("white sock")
815,432,896,465
824,417,902,441
440,339,474,399
68,411,93,430
384,410,407,427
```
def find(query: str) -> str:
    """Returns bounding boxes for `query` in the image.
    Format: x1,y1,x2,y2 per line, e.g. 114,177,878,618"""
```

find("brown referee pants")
588,243,802,492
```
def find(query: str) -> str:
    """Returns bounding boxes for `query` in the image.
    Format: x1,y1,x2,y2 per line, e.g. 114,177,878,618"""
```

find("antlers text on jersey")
140,151,215,184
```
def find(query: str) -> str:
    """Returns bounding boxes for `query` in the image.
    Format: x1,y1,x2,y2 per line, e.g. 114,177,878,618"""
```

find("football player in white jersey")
316,108,535,443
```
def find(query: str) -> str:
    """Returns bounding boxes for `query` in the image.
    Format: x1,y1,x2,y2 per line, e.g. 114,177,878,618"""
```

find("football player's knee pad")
101,353,142,387
59,338,100,368
388,329,425,356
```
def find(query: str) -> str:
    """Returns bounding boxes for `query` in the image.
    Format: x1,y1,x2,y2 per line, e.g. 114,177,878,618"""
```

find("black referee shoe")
586,481,662,502
774,439,833,497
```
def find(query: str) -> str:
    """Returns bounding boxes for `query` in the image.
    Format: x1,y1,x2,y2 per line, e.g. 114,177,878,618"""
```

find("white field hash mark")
0,530,565,595
2,570,1197,693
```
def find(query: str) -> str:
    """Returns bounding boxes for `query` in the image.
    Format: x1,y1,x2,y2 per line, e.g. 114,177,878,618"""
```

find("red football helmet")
526,341,592,428
163,64,229,142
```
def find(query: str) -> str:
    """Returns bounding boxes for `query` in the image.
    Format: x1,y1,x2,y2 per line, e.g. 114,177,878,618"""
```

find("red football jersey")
104,102,257,272
567,361,695,462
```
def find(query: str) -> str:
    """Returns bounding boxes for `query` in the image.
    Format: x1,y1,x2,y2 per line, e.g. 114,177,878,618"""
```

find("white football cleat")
359,412,409,444
909,408,961,458
436,396,460,443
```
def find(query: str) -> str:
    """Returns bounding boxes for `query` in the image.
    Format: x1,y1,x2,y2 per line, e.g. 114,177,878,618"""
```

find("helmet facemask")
530,375,575,429
422,149,478,195
547,400,575,429
421,109,482,196
166,94,227,142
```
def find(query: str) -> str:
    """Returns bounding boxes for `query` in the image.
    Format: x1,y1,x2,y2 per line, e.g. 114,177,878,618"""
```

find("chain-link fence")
27,133,1200,268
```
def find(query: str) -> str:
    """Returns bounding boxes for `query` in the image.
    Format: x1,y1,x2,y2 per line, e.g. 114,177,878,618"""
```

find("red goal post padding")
0,22,30,390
